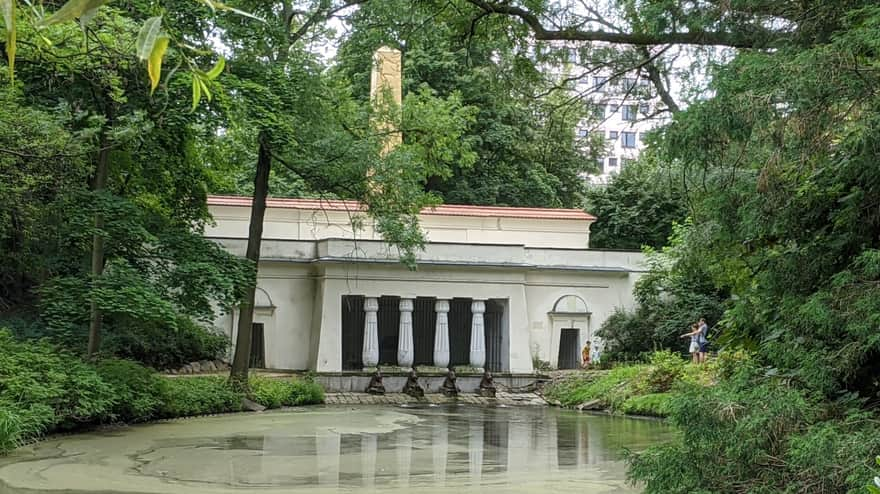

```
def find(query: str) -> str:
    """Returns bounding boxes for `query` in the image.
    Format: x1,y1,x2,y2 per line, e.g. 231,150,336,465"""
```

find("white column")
469,300,486,370
433,299,450,368
397,298,414,368
362,297,379,368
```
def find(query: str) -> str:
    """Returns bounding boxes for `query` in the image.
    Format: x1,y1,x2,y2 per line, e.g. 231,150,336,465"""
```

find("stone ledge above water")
316,372,544,393
324,392,548,406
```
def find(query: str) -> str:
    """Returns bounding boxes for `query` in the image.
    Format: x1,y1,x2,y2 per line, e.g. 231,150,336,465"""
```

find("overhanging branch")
465,0,784,48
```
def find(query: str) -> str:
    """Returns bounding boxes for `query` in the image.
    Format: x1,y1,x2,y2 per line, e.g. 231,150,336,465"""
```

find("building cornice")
207,195,596,221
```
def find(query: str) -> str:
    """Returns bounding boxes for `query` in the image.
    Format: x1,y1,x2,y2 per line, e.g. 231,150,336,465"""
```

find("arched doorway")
548,295,591,369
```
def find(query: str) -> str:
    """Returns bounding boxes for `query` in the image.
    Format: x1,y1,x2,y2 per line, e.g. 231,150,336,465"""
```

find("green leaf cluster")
249,375,324,409
584,157,689,250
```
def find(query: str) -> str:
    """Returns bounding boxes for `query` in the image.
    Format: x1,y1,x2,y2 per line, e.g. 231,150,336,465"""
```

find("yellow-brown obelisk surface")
370,46,402,156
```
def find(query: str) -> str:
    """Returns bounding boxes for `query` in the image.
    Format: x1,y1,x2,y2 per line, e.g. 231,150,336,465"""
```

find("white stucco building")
206,195,644,377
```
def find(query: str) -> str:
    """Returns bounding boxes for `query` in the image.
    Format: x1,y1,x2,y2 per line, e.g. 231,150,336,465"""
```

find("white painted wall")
207,201,643,373
214,262,315,370
207,203,592,249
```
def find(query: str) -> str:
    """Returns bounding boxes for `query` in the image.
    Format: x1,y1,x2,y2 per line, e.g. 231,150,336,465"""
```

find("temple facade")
206,195,644,374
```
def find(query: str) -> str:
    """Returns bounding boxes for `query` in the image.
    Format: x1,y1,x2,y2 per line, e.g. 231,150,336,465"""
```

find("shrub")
627,368,840,493
94,359,166,422
250,376,325,409
714,348,753,379
638,351,686,393
287,378,325,405
249,376,289,409
102,316,229,370
159,377,243,417
0,329,115,433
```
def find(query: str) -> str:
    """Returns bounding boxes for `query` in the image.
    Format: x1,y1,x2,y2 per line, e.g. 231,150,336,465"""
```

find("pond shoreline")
0,404,672,494
9,392,549,452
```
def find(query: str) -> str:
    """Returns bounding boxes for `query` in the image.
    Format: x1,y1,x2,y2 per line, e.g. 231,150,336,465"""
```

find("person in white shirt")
680,323,702,364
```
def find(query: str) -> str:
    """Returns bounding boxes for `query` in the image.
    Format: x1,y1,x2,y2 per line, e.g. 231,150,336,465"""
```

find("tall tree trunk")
230,135,272,386
87,129,111,358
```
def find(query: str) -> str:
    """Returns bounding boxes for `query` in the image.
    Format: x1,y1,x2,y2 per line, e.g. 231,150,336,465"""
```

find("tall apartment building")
574,75,667,185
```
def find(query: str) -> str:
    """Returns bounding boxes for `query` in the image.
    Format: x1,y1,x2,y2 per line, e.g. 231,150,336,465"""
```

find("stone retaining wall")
323,392,547,406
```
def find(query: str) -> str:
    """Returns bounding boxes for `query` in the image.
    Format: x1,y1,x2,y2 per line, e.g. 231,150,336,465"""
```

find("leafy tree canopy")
585,156,689,250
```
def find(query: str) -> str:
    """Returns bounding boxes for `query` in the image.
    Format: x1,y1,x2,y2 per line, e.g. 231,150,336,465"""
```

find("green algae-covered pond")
0,405,672,494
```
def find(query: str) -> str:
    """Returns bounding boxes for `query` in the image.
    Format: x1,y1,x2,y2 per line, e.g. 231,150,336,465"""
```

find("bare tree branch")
638,46,680,113
464,0,786,48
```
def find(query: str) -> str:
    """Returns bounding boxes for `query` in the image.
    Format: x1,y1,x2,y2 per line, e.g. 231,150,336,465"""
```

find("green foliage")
545,351,714,416
94,359,166,422
619,393,674,417
0,5,249,360
248,376,288,408
629,367,880,493
0,332,323,455
287,378,325,406
545,365,644,409
335,0,592,209
0,329,115,444
596,222,728,361
0,409,23,453
637,350,686,394
249,376,324,409
158,377,243,418
585,159,689,250
620,4,880,486
101,317,228,370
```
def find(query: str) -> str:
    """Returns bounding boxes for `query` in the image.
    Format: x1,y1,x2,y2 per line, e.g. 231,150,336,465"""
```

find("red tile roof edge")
207,195,596,221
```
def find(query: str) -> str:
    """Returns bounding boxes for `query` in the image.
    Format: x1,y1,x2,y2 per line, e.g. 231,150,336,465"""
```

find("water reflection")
0,405,671,493
254,406,668,489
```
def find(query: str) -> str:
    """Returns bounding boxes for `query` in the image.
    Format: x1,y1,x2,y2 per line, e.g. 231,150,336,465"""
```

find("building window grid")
622,131,637,148
622,105,638,121
608,131,618,140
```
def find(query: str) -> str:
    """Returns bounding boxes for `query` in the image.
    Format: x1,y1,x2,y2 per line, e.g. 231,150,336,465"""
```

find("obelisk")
369,46,402,155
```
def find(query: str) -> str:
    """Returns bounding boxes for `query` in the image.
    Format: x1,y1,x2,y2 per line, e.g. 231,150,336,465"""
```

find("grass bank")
544,350,728,417
0,330,324,454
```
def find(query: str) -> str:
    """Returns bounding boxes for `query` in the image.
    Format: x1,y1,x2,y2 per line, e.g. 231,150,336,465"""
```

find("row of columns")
361,297,486,370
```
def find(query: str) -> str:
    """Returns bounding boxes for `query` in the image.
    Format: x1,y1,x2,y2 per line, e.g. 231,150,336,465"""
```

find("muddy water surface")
0,405,672,494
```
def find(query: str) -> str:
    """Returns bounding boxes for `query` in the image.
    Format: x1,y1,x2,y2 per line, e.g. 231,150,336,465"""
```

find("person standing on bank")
680,323,702,364
582,340,591,368
698,318,710,363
